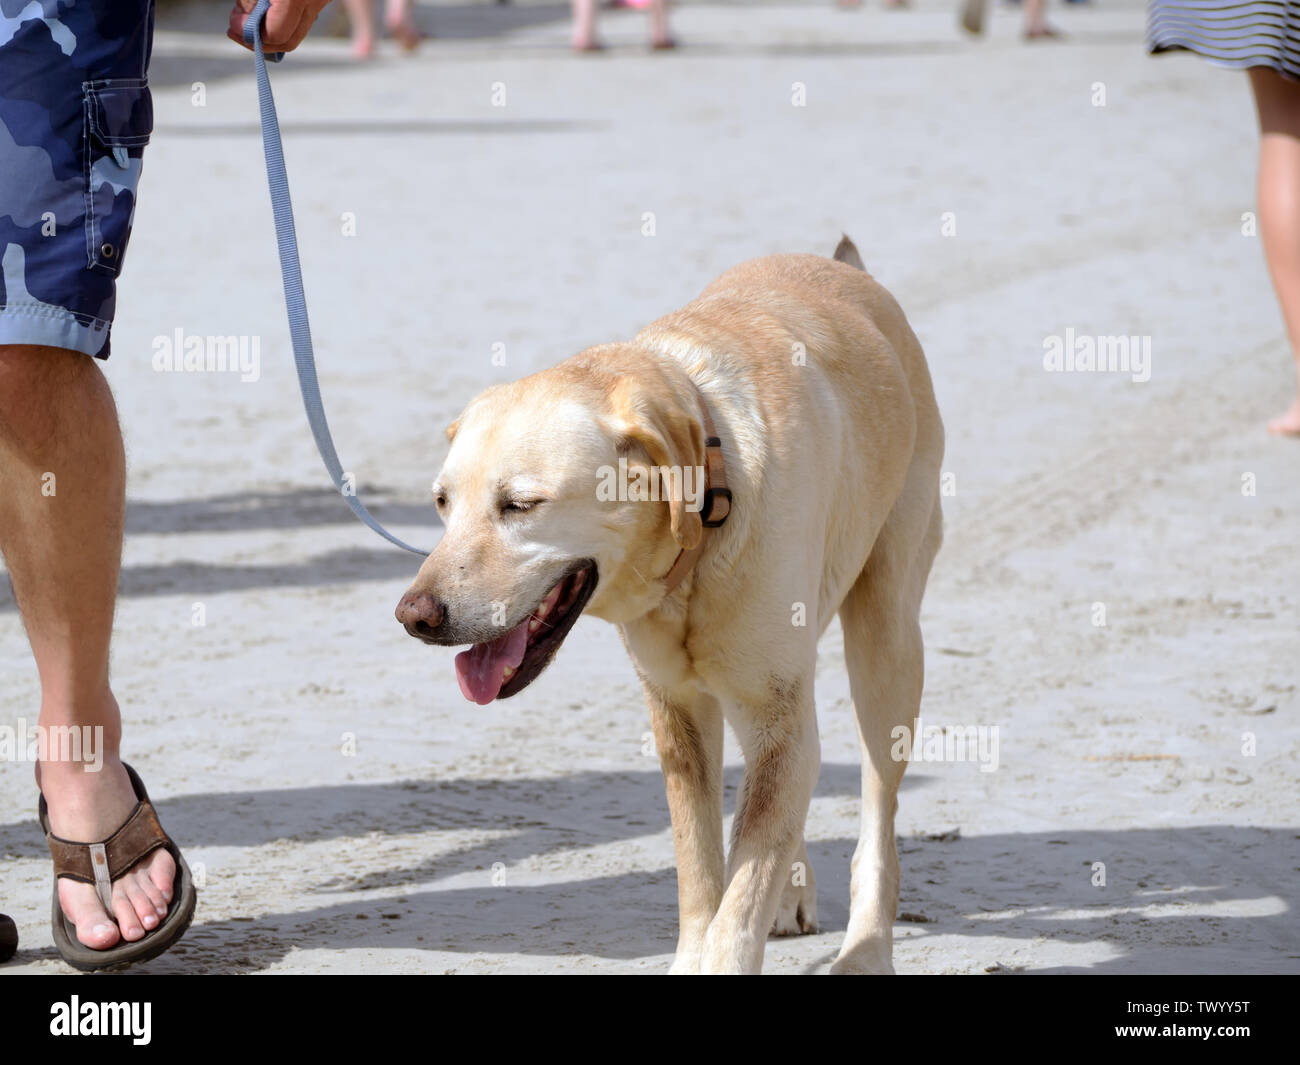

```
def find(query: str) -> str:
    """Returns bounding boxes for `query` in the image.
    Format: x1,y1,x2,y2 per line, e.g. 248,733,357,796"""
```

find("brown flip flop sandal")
0,913,16,963
38,763,197,972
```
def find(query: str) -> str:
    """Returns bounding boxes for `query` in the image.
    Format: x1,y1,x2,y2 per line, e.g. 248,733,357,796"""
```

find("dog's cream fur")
399,238,944,974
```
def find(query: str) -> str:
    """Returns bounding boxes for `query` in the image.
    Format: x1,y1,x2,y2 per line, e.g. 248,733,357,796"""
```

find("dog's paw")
829,942,895,974
771,892,818,936
667,952,701,975
828,958,895,975
771,859,818,936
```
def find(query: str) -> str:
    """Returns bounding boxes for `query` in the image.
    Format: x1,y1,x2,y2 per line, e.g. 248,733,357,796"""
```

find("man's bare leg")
1248,68,1300,436
0,344,174,950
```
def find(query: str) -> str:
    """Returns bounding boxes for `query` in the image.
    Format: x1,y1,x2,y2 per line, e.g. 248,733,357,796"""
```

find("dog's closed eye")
501,499,544,515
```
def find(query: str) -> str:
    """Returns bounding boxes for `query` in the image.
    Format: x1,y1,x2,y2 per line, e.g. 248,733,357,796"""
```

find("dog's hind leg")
771,836,818,936
644,680,726,974
832,477,942,975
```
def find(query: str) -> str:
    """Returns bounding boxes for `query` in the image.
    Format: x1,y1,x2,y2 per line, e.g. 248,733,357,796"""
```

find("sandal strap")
45,799,170,911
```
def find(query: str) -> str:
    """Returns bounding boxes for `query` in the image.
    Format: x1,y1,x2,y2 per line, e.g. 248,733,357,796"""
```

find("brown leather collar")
661,384,731,593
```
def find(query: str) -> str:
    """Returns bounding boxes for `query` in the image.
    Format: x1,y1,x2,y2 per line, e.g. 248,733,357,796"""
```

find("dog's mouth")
454,561,598,705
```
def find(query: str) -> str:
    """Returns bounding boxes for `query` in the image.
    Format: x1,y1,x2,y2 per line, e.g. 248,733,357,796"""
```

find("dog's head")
395,346,707,703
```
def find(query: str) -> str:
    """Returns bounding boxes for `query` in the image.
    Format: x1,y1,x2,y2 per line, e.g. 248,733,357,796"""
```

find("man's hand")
227,0,332,53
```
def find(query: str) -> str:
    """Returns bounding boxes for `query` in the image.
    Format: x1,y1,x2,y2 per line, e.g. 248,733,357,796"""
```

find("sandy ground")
2,0,1298,975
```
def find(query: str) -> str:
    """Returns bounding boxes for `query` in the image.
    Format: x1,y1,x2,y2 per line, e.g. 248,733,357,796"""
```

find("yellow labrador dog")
395,237,944,974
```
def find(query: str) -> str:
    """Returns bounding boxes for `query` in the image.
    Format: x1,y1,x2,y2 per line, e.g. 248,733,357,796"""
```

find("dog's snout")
395,592,446,638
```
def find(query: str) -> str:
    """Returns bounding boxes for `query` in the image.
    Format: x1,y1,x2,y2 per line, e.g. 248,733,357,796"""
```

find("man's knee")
0,345,112,451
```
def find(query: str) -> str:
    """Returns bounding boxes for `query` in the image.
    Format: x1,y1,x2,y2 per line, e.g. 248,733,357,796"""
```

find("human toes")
147,848,176,906
123,874,164,932
111,886,148,942
133,861,170,918
57,879,120,950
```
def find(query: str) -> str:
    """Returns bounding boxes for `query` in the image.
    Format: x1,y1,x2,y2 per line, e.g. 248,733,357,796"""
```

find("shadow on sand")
0,489,435,612
2,763,1293,973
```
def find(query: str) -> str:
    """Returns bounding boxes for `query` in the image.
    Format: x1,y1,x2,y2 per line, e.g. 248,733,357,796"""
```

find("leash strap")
243,0,426,555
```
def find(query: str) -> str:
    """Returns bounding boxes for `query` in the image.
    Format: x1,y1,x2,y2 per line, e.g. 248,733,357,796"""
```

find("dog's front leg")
700,676,819,974
645,682,725,974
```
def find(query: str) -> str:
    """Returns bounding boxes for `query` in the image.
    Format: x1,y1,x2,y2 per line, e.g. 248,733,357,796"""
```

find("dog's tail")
832,234,865,271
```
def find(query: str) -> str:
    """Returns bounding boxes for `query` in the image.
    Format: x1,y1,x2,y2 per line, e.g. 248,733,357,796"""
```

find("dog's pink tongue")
455,620,531,704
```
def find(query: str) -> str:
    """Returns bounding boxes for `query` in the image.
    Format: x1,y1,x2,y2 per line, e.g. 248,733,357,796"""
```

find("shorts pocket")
82,78,153,277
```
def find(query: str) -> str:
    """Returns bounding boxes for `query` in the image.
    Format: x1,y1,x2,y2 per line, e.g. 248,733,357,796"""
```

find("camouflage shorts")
0,0,155,359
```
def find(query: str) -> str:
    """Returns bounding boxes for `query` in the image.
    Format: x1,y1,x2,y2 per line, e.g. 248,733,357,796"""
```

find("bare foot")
386,17,421,51
38,756,175,951
1025,22,1063,38
573,36,606,52
651,35,677,50
351,34,375,59
1267,397,1300,436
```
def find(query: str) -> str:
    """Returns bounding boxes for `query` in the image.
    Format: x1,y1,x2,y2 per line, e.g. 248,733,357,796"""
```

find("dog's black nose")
395,592,446,638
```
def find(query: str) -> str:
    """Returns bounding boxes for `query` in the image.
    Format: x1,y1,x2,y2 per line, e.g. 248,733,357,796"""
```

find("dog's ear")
833,233,865,270
609,378,706,551
445,417,460,443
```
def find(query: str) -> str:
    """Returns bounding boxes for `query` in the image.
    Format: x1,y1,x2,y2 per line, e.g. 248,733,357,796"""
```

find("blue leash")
243,0,426,555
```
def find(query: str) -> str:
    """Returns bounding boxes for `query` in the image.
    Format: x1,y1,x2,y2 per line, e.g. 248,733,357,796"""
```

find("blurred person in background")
342,0,422,57
1149,1,1300,435
960,0,1059,38
572,0,674,51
